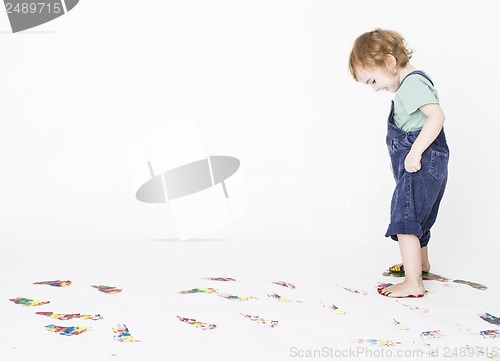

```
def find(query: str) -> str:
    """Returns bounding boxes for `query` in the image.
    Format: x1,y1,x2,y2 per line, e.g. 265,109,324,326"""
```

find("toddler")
348,29,449,298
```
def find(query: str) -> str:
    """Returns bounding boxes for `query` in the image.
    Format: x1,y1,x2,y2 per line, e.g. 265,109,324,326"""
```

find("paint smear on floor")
91,285,123,294
453,279,487,290
336,285,368,296
420,330,446,339
241,314,278,328
267,292,302,303
479,330,500,339
350,337,400,347
45,324,91,336
320,302,347,315
479,313,500,326
36,312,103,321
393,318,409,330
9,297,50,307
203,277,237,282
177,316,216,330
32,280,72,287
217,293,257,301
112,324,141,342
271,281,296,289
177,288,218,294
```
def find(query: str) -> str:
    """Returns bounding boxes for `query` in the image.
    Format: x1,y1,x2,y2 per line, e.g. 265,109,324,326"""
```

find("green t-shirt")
394,73,439,132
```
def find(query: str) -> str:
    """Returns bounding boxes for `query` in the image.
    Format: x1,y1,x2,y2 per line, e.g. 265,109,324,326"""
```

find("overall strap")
399,70,434,88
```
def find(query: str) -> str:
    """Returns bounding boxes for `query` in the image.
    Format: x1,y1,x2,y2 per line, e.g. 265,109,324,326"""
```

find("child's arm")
404,103,446,173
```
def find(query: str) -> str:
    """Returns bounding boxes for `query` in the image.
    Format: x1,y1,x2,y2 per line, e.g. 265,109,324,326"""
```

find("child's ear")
385,54,397,69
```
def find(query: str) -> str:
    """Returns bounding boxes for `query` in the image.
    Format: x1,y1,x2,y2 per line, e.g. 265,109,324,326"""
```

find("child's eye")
371,79,376,84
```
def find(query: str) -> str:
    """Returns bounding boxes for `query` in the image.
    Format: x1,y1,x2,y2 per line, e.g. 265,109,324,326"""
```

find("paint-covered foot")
378,282,425,298
388,263,404,273
389,262,431,273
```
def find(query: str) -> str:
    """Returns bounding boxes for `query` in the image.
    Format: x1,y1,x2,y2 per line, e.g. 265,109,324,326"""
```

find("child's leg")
421,246,430,272
390,246,431,273
380,234,425,297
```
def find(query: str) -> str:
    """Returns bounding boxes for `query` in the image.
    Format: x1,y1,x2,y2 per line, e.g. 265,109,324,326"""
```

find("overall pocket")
427,150,449,181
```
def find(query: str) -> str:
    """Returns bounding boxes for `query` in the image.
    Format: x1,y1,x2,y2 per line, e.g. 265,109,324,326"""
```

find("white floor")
2,1,499,360
1,235,498,361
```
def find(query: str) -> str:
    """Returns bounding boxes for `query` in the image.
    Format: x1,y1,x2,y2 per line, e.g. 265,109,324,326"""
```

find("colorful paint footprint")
267,292,292,302
479,330,500,339
350,338,400,347
420,330,446,339
383,270,404,278
45,324,91,336
272,281,296,290
396,300,429,314
9,297,50,307
241,314,278,328
36,312,103,321
177,316,216,330
385,270,486,289
267,292,303,303
177,288,218,294
112,324,141,342
423,273,450,282
453,279,487,290
336,285,368,296
203,277,237,282
217,293,257,301
321,302,347,315
479,313,500,326
388,264,404,273
393,318,409,330
33,280,72,287
91,285,122,294
383,271,450,282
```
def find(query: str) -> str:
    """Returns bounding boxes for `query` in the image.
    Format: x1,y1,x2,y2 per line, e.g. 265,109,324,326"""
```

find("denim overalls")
385,71,449,248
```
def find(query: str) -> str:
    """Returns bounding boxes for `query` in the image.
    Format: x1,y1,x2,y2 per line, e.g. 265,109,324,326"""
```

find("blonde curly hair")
349,28,413,81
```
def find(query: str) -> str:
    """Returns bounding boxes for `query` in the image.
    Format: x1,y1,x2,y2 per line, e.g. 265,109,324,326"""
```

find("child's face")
355,65,400,93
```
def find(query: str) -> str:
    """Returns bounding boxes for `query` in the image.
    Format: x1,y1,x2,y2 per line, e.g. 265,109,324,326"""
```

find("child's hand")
404,151,422,173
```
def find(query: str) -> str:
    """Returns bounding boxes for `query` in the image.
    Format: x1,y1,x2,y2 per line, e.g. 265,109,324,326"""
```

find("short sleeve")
397,75,439,114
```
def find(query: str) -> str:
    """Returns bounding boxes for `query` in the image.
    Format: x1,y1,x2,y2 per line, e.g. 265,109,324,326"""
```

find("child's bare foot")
378,281,425,298
389,261,431,273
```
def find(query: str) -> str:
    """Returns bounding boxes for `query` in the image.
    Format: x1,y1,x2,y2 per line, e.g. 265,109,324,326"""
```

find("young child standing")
348,29,449,298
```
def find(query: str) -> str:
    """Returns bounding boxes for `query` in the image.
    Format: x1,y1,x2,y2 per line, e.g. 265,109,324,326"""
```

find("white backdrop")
2,2,500,361
1,0,498,254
